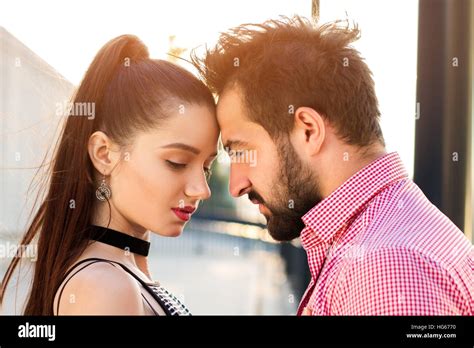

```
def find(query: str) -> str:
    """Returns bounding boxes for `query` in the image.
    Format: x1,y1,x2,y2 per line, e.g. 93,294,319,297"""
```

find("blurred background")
0,0,472,314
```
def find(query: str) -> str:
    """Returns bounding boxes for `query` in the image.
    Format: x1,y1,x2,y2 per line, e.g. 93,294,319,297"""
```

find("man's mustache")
248,191,265,205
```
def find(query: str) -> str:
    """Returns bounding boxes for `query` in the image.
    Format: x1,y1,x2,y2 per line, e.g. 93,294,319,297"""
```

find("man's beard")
249,140,323,242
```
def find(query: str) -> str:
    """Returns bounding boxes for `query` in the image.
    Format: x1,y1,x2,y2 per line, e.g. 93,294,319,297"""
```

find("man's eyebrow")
160,143,200,155
223,139,249,150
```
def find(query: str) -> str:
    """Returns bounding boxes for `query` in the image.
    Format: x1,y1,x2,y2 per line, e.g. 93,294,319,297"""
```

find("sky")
0,0,312,84
0,0,418,176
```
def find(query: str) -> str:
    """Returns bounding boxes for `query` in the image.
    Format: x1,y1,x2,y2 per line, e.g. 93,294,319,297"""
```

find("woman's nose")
185,173,212,200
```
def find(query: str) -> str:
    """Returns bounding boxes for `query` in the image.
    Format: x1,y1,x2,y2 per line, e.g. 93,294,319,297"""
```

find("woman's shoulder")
54,259,144,315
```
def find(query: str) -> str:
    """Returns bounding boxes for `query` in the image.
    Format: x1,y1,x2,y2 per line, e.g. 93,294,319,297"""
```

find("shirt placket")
297,241,331,315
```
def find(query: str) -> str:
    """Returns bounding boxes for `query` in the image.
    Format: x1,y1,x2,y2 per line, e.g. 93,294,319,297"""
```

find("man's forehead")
220,122,266,151
217,89,248,136
216,87,269,146
217,88,244,116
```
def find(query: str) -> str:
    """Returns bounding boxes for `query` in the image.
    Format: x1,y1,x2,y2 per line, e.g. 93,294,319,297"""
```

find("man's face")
217,87,322,241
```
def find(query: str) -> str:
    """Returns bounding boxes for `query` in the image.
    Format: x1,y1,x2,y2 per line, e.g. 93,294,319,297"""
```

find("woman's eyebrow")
161,143,218,158
160,143,200,155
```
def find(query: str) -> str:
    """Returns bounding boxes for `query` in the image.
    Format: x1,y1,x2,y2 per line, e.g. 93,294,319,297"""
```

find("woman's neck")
88,212,153,279
83,240,153,280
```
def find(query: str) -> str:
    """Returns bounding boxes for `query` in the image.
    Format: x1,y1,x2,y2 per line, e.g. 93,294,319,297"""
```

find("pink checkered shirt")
297,152,473,315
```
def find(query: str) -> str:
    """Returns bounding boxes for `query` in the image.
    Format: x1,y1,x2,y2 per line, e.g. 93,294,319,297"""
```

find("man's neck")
320,144,387,199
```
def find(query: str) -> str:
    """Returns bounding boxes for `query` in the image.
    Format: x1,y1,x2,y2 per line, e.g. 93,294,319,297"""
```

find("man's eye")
166,160,187,169
229,150,245,159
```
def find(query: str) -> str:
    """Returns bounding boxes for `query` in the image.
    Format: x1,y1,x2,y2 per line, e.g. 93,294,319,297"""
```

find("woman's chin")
168,228,183,237
160,224,184,237
148,220,186,238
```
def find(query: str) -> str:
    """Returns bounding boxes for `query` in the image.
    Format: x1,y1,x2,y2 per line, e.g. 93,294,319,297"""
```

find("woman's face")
109,104,219,237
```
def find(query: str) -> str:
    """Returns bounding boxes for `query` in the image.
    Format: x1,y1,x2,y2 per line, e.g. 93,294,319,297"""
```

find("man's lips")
250,198,261,205
249,198,269,215
171,206,196,221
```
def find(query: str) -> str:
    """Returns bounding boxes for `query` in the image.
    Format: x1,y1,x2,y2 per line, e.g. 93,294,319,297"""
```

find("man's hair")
191,16,384,147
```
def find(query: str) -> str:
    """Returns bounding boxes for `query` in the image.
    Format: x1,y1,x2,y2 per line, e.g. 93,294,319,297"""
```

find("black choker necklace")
88,225,150,257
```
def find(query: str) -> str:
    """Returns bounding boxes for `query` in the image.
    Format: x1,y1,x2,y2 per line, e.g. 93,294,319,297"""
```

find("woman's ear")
292,106,326,157
88,131,121,176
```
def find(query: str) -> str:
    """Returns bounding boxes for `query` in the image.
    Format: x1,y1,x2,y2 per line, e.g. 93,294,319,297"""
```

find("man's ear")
291,106,326,157
88,131,121,176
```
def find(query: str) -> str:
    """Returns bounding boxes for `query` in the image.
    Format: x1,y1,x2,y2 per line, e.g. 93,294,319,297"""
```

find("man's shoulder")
361,179,471,267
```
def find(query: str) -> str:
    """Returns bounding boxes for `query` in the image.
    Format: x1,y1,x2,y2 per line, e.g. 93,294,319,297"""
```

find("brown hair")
0,34,215,315
192,16,384,146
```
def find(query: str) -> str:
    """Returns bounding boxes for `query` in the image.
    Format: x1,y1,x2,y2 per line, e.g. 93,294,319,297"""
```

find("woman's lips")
171,207,195,222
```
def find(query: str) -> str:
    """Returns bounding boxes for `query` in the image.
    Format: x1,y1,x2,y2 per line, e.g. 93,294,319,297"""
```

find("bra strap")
54,257,172,316
55,258,116,315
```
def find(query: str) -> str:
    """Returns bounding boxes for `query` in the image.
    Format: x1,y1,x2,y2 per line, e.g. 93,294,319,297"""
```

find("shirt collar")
300,152,408,250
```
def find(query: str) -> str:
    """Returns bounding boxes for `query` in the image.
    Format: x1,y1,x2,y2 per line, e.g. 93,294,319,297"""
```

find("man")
192,16,473,315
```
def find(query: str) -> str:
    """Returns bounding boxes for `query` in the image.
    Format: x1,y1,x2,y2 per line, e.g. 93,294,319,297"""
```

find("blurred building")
0,26,74,237
0,27,74,314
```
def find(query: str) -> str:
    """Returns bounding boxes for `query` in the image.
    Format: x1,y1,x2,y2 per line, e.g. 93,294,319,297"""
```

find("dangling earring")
96,174,111,202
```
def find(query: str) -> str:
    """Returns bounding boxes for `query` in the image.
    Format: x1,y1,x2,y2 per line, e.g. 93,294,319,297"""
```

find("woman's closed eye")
166,160,187,169
166,160,213,180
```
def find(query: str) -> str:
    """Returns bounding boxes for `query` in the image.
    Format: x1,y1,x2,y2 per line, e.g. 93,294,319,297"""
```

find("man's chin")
268,228,300,242
266,216,302,242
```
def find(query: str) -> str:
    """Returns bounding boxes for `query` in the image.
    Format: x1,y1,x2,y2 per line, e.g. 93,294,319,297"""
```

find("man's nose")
229,165,251,198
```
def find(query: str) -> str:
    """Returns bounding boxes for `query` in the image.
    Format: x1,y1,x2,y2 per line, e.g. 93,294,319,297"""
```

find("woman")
0,34,219,315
